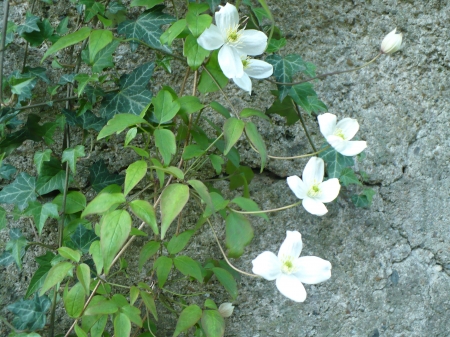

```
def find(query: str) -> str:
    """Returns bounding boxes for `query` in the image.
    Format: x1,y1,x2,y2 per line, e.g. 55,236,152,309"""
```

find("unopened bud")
218,302,234,318
380,28,403,54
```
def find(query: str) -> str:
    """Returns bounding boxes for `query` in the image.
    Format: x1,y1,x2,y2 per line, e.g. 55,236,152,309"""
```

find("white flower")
252,230,331,302
380,28,403,54
197,3,268,78
317,113,367,156
232,57,273,94
287,157,340,216
218,302,235,318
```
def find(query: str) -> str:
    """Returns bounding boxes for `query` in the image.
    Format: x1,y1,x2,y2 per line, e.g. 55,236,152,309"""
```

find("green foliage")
0,229,28,269
319,146,355,178
160,184,189,239
225,212,254,258
7,294,51,331
88,161,125,192
352,188,375,208
0,172,36,210
174,305,202,337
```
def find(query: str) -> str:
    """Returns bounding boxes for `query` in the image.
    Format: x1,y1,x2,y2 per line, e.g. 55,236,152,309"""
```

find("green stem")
184,132,224,175
27,241,57,250
0,0,10,105
230,200,302,215
292,99,317,152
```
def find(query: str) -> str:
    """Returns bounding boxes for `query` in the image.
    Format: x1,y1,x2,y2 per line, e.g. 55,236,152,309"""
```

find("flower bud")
380,28,403,54
218,302,234,318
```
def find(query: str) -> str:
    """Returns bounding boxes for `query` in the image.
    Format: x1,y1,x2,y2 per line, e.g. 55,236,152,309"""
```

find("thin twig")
0,0,10,105
229,200,302,215
292,98,317,152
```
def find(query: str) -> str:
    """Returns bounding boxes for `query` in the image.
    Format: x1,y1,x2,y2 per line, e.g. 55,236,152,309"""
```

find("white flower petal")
317,113,337,138
252,251,282,281
286,175,307,199
218,303,234,318
244,59,273,79
275,274,307,302
237,30,268,56
302,197,328,216
215,3,239,32
197,24,225,50
327,136,367,156
302,157,324,185
316,178,340,203
278,230,302,260
335,117,359,141
294,256,332,284
233,73,252,93
219,44,244,78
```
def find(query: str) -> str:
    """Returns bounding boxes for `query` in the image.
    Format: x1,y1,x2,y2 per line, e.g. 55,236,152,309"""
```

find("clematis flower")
218,302,235,318
197,3,268,78
287,157,340,216
317,113,367,156
252,230,332,302
232,56,273,94
380,28,403,54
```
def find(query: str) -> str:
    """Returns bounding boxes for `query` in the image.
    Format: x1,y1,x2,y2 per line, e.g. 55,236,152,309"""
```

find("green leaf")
42,27,91,62
0,163,17,179
131,0,164,9
223,117,245,155
154,256,172,288
319,146,354,178
56,17,69,35
118,8,175,52
24,201,59,235
266,37,286,53
201,310,225,337
7,294,51,331
124,160,147,196
0,207,5,231
184,34,209,71
173,304,202,337
122,304,143,327
129,200,158,235
198,50,228,93
82,192,125,217
152,89,181,123
231,197,268,220
22,18,54,47
245,122,267,172
138,241,160,271
188,179,213,211
99,63,154,120
289,83,320,115
225,212,254,258
167,230,194,255
63,108,107,132
63,282,86,318
154,128,176,165
174,255,203,282
98,113,148,139
70,224,98,254
339,167,362,187
74,73,98,96
178,95,204,115
84,297,119,315
182,144,205,160
266,54,307,101
77,263,91,293
2,229,28,269
151,165,185,180
58,247,81,263
25,263,51,299
160,184,189,239
0,172,36,210
34,149,52,174
140,290,158,320
89,240,103,275
89,29,113,63
351,188,375,208
101,210,132,275
89,161,125,192
114,312,131,336
186,7,212,38
209,154,224,175
53,191,86,214
17,13,40,35
40,261,74,295
160,19,186,46
62,145,85,174
36,157,69,195
75,324,89,337
307,96,328,113
212,267,237,299
203,192,229,218
92,39,120,73
240,108,270,121
210,101,231,119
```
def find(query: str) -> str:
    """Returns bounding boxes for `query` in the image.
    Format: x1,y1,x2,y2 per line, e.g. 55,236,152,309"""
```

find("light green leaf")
184,34,209,71
231,197,268,220
129,200,158,235
245,122,267,172
240,108,270,121
209,154,224,175
89,240,103,275
198,50,229,94
186,8,212,38
188,180,213,211
178,95,204,115
75,324,89,337
225,212,254,258
97,113,148,140
76,263,91,293
84,297,119,316
0,207,5,231
124,160,147,196
92,39,120,73
182,144,205,160
173,304,202,337
101,210,132,275
89,29,113,63
339,167,362,187
34,149,52,174
152,89,180,124
160,19,186,46
131,0,164,9
201,310,225,337
125,127,137,146
63,282,86,318
0,172,36,211
58,247,81,263
212,267,237,299
174,255,203,282
81,193,126,217
24,201,59,235
167,230,195,255
62,145,85,174
140,290,158,320
154,128,176,165
154,256,172,288
150,165,185,180
223,117,245,155
53,191,86,214
25,264,51,299
160,184,189,239
40,261,74,295
42,27,92,62
114,313,131,337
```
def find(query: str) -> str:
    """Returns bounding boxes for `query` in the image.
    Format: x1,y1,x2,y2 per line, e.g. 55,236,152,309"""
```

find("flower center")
225,25,242,44
307,184,321,198
242,57,250,69
334,128,346,140
281,256,297,274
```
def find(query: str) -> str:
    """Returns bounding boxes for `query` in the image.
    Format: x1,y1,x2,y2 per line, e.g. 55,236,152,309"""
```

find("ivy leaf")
118,8,175,52
266,37,286,53
0,251,14,266
62,145,85,174
88,161,125,192
0,163,17,179
266,94,299,125
99,62,154,120
339,168,362,187
352,188,375,208
24,201,59,235
266,54,307,101
23,66,50,83
17,12,40,36
0,172,36,210
36,156,70,195
22,18,54,47
7,294,51,331
63,108,106,132
0,207,6,230
5,228,28,269
319,146,354,178
289,83,323,115
25,252,55,299
69,224,99,254
91,39,120,73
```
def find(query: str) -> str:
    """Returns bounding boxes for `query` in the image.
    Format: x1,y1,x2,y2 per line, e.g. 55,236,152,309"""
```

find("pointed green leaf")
174,255,203,282
89,240,103,275
0,163,16,180
36,157,69,195
97,113,148,140
62,145,85,174
339,167,362,187
198,50,228,93
63,282,86,318
24,201,59,235
152,90,180,123
92,39,120,73
231,197,268,220
89,29,113,63
17,13,40,35
138,241,161,271
124,160,147,196
0,206,5,231
184,34,209,71
225,212,254,258
53,191,86,214
58,247,81,263
40,261,74,295
70,224,98,254
201,309,225,337
34,149,52,174
114,312,131,337
42,27,92,62
129,200,158,235
209,154,224,175
25,264,51,299
319,146,354,178
84,297,119,315
0,172,36,210
173,304,202,337
160,19,186,46
81,192,125,217
223,117,245,155
154,128,176,165
77,263,91,293
288,83,318,115
131,0,164,9
178,95,204,115
160,184,189,239
167,230,195,255
154,256,172,288
188,179,213,211
212,267,237,299
7,294,51,331
140,290,158,320
240,108,270,121
4,229,27,269
88,161,125,192
245,122,267,172
186,9,212,38
352,188,375,208
75,324,89,337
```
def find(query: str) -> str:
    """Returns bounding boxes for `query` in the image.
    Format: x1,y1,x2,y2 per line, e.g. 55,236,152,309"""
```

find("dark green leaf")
63,108,107,132
307,96,328,113
62,145,85,174
4,228,27,269
351,188,375,208
266,37,286,53
0,206,6,230
23,66,50,83
40,261,74,295
138,241,160,271
70,224,98,254
223,118,245,155
339,168,362,187
0,172,36,210
17,13,40,35
167,230,195,255
92,39,120,73
7,294,51,331
154,256,172,288
131,0,164,9
23,201,59,235
36,156,69,195
0,251,14,266
34,149,52,175
205,0,221,13
225,212,253,258
212,267,237,299
0,164,16,180
25,263,51,299
173,305,202,337
245,122,267,171
174,255,203,282
319,146,354,178
88,161,124,192
22,18,54,47
210,101,231,119
289,83,319,115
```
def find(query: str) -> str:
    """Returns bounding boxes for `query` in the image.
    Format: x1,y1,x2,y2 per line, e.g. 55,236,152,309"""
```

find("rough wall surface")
0,0,449,337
